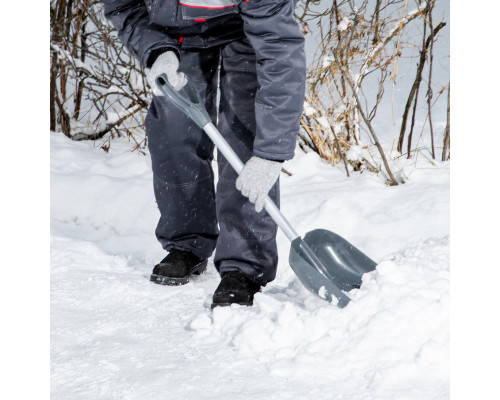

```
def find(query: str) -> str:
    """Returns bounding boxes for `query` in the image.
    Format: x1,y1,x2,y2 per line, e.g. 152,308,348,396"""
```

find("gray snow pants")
145,38,279,286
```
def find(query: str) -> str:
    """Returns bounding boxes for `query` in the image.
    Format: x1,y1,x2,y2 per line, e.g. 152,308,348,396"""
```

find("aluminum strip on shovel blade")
289,229,377,307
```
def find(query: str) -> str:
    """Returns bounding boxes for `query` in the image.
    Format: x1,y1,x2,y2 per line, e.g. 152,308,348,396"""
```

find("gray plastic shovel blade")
289,229,377,307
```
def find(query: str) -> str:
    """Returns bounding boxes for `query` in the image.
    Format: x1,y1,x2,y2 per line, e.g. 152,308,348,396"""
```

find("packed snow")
51,131,449,399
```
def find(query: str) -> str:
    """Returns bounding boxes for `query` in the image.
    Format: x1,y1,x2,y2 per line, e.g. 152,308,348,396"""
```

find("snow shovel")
155,74,377,307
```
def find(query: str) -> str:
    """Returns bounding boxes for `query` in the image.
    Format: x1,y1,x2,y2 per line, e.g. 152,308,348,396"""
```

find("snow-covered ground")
51,132,449,400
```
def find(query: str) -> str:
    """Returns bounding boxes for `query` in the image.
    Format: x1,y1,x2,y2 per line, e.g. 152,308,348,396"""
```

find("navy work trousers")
145,38,280,286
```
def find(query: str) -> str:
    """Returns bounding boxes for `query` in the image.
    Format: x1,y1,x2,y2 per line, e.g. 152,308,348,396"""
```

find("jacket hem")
252,148,295,162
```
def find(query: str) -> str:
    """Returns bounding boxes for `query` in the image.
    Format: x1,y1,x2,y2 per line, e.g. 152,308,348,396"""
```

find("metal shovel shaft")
203,122,300,242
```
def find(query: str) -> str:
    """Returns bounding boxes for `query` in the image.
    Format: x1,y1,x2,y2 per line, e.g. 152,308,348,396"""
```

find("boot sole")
150,260,208,286
211,301,253,309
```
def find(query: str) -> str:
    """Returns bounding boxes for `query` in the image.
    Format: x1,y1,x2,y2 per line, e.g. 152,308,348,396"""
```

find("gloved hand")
146,51,187,95
236,156,282,212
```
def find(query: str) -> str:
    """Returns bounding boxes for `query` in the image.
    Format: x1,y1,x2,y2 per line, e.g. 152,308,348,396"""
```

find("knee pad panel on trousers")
146,96,215,186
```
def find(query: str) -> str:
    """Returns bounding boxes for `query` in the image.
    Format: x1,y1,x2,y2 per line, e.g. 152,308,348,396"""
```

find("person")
102,0,306,308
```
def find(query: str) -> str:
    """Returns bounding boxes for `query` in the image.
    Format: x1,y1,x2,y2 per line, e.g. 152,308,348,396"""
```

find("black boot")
211,271,261,309
150,249,208,286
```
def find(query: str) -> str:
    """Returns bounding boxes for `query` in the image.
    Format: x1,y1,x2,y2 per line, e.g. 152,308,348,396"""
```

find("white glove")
236,156,282,212
146,51,187,95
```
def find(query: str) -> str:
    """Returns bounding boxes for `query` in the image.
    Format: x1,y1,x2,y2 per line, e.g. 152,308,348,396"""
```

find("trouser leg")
145,49,220,259
214,38,280,286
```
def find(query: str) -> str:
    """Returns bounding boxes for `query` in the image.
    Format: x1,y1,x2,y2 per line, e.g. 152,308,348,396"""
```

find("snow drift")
51,133,449,399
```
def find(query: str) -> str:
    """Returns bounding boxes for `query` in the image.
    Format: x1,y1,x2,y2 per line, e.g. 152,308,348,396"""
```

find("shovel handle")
155,74,212,129
155,75,301,242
